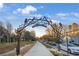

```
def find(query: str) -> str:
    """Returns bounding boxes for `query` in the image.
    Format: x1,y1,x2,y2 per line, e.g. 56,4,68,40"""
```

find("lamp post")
64,36,70,55
58,23,63,51
66,36,69,55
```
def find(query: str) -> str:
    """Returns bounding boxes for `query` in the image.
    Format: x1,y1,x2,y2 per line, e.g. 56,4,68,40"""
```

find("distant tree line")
40,23,63,43
40,22,79,42
0,21,36,43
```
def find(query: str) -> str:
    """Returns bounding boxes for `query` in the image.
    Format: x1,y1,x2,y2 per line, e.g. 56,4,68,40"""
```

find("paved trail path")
24,41,53,56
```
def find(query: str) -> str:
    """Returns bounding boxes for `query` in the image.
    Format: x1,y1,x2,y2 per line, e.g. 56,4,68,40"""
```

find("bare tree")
6,21,13,42
49,22,63,51
0,21,9,43
6,21,13,34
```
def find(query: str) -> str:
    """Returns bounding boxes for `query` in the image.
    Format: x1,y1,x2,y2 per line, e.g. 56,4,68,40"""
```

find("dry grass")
3,44,34,56
0,42,17,54
50,50,64,56
50,48,67,56
0,41,36,54
21,44,34,56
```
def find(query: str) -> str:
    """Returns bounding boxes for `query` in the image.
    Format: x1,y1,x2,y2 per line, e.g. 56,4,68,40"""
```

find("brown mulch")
1,44,34,56
20,44,34,56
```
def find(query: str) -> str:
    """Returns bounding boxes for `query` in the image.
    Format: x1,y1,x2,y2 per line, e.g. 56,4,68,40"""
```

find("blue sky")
0,3,79,37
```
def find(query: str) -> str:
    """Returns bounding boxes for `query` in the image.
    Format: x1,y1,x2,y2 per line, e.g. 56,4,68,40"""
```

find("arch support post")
16,33,21,56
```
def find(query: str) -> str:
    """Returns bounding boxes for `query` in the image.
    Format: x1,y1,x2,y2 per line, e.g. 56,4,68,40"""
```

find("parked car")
60,43,79,54
48,41,57,46
42,41,48,45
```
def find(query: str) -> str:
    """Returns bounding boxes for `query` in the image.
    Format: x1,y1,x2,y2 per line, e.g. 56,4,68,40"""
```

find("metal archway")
15,16,63,55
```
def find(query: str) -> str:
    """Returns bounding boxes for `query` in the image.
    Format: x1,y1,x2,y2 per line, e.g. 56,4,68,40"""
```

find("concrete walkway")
24,41,53,56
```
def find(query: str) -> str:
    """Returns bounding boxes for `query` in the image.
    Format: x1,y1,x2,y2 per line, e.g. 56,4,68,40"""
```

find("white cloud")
56,12,79,18
56,13,67,17
5,15,16,20
39,6,44,9
71,12,79,17
0,3,4,9
31,14,43,18
29,14,60,23
51,19,60,23
14,5,37,14
23,14,43,19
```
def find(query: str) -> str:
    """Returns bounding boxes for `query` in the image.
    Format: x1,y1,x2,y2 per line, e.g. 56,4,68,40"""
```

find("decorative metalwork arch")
15,16,63,55
16,16,50,33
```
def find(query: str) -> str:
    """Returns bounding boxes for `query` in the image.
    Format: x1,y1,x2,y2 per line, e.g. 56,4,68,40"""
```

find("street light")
64,36,71,55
